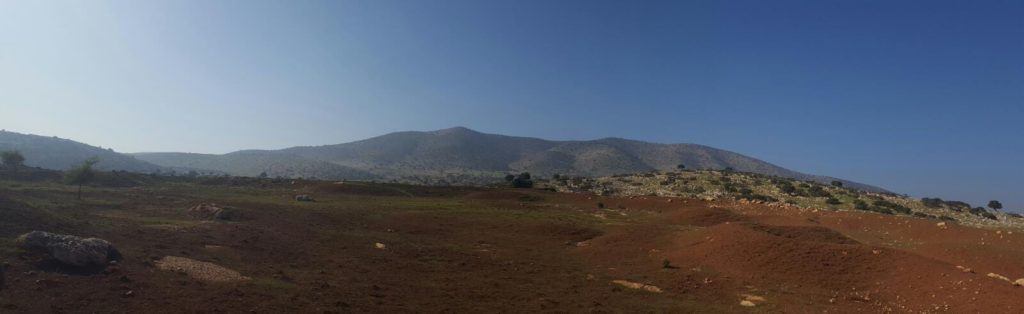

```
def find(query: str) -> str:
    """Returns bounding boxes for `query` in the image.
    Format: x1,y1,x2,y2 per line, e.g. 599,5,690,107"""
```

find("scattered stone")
374,243,386,250
742,294,766,302
956,265,974,273
1014,279,1024,287
936,222,947,229
611,280,662,293
987,273,1011,282
740,300,756,307
295,195,316,202
16,231,121,267
155,256,250,282
188,203,244,221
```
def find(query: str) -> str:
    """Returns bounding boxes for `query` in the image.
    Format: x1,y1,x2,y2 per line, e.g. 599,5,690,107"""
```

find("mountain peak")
431,126,479,135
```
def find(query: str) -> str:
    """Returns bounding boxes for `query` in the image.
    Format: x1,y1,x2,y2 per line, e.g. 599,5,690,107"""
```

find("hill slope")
131,151,377,180
134,127,885,191
0,130,162,172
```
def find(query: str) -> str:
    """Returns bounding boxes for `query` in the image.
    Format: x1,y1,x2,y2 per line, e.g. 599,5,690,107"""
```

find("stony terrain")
2,169,1024,313
550,169,1023,229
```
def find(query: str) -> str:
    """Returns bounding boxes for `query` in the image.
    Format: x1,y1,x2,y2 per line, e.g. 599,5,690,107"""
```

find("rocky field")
550,169,1023,229
1,170,1024,313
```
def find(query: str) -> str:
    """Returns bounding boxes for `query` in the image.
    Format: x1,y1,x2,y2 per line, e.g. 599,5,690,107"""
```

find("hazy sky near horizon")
1,0,1022,209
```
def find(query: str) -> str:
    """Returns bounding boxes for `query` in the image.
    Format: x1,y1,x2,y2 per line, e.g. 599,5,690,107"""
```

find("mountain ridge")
0,130,162,172
133,127,887,192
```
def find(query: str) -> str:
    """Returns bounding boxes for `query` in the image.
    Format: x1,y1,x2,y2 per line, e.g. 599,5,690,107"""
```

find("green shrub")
853,200,869,210
873,200,912,215
511,172,533,188
778,183,797,194
807,185,832,198
921,197,944,208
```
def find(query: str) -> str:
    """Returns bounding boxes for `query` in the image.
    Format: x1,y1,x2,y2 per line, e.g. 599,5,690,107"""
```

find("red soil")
1,183,1023,313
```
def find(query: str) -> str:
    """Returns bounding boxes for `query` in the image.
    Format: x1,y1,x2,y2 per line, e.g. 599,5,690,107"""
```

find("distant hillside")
131,151,378,180
0,130,162,172
133,127,886,191
552,169,1015,228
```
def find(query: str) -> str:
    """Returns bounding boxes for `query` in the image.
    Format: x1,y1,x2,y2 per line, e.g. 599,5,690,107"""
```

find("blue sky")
1,0,1022,210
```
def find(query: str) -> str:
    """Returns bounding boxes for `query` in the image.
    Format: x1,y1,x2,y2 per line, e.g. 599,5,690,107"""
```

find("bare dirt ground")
1,176,1023,313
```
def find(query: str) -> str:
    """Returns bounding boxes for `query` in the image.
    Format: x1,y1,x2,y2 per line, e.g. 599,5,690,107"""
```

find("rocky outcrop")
188,203,243,221
295,195,316,202
16,231,120,267
155,256,249,282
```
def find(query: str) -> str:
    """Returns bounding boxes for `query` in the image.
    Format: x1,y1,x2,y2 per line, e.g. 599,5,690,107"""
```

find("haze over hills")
130,151,377,180
132,127,886,191
0,130,162,172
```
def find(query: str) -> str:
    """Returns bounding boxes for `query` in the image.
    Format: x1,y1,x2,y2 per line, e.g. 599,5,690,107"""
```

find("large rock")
294,194,316,202
188,203,243,221
16,231,120,267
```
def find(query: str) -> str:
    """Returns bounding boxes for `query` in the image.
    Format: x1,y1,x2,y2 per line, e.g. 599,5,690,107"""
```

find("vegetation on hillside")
134,127,883,190
0,130,161,172
550,169,1020,228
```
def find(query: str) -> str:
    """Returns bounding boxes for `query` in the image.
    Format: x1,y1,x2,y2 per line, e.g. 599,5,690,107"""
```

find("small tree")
511,172,533,188
259,171,268,179
65,157,99,200
830,180,843,187
676,164,685,170
1,150,25,168
988,200,1003,211
504,174,515,182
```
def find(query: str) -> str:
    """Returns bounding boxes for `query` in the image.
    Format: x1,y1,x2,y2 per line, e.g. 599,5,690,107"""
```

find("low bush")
921,197,944,208
873,200,912,215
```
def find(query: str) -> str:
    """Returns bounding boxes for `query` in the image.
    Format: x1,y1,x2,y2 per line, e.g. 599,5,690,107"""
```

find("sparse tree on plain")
1,150,25,168
988,200,1003,211
511,172,533,188
65,157,99,200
